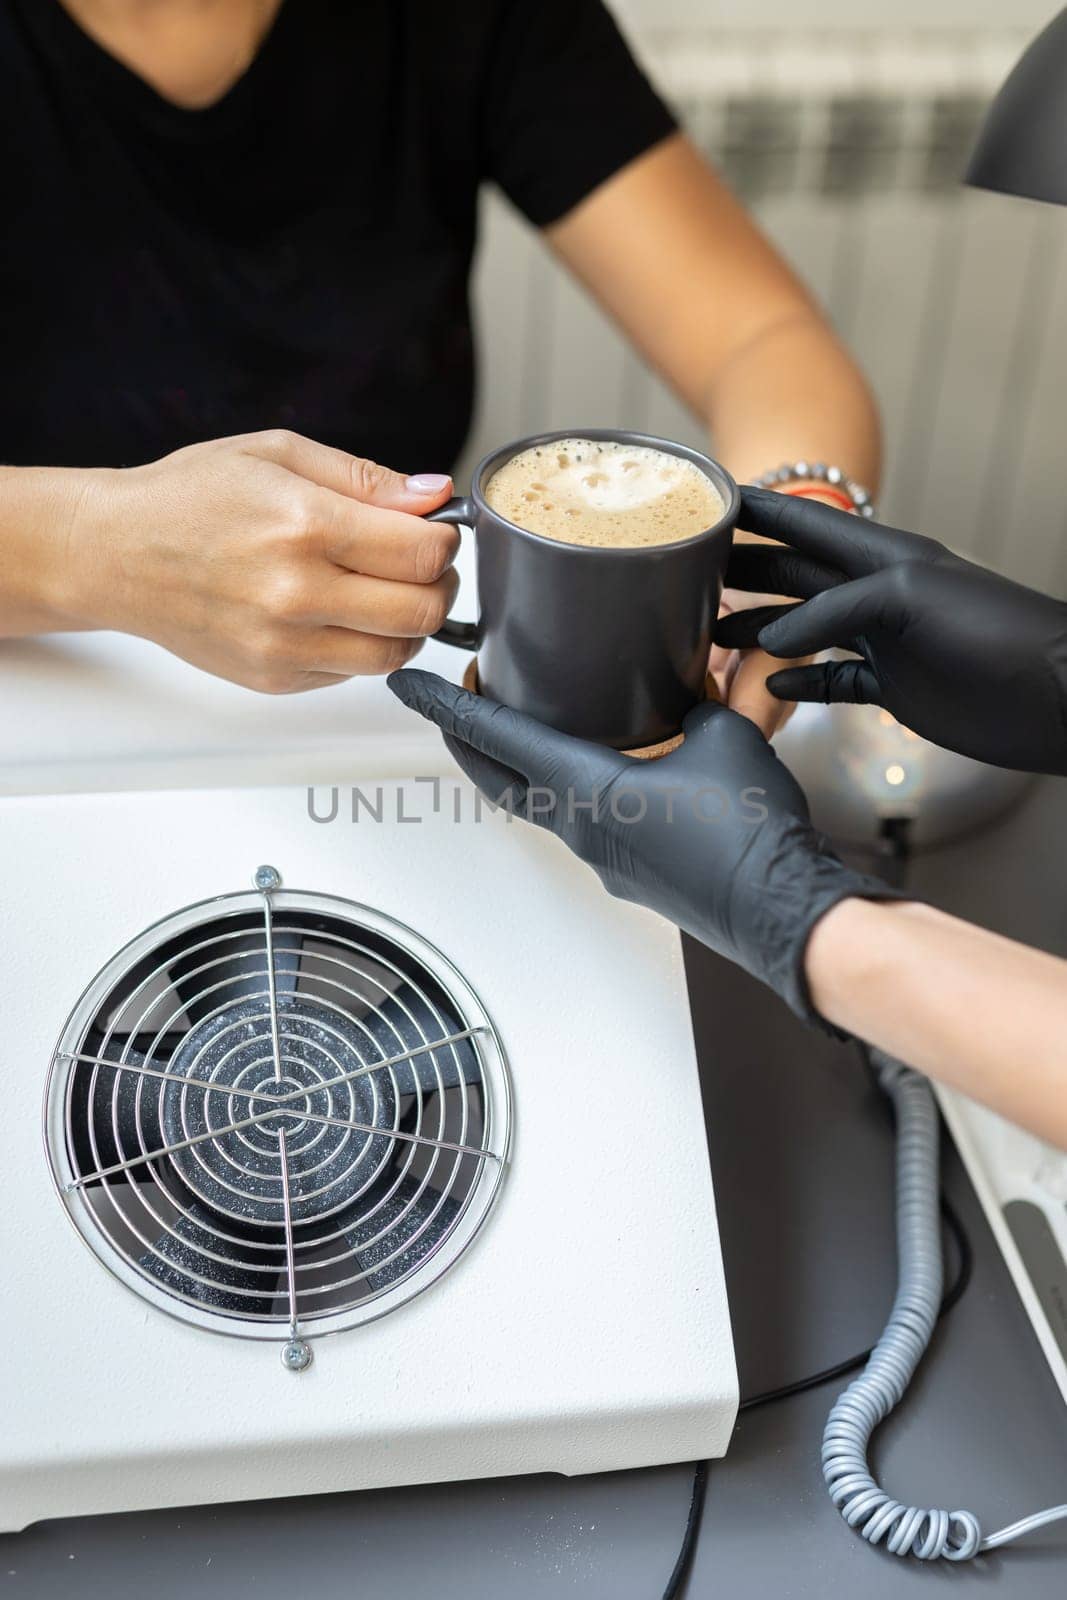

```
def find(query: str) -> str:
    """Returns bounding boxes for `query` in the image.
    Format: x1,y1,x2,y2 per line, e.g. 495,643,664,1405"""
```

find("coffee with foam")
484,438,724,549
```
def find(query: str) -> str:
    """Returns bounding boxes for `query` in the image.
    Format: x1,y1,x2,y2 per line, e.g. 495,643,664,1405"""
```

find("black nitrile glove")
716,486,1067,775
388,670,905,1030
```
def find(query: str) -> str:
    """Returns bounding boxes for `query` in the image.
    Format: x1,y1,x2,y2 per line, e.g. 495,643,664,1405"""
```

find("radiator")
462,28,1067,597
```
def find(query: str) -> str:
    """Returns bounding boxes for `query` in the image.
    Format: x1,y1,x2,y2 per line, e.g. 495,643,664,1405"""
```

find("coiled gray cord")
822,1047,1067,1561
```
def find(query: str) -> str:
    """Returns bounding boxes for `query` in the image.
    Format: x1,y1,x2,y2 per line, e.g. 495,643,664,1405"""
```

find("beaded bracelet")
753,461,876,519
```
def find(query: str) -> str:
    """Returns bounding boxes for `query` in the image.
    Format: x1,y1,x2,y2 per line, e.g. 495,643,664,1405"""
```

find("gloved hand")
388,669,904,1029
716,486,1067,775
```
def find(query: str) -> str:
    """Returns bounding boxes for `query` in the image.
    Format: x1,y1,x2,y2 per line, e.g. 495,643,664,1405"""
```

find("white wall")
613,0,1057,30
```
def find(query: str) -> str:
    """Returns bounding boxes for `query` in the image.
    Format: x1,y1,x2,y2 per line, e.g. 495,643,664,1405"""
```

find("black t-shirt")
1,0,675,471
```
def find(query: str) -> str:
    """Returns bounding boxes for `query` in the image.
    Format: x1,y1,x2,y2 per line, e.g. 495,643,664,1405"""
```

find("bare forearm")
548,138,881,495
705,312,881,493
704,313,881,732
0,465,102,634
806,898,1067,1147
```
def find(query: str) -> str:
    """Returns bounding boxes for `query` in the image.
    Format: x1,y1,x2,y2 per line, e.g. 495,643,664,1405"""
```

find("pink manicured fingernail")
405,473,451,493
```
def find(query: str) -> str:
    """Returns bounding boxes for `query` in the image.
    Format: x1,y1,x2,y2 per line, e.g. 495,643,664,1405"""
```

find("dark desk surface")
5,778,1067,1598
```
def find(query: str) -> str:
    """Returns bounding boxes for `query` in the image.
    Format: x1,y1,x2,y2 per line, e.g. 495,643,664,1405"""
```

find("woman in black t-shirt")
0,0,879,722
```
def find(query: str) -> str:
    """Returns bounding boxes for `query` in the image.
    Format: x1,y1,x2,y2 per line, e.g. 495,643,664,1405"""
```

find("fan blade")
343,1173,463,1293
168,927,305,1026
355,994,481,1098
71,1047,165,1184
138,1209,283,1317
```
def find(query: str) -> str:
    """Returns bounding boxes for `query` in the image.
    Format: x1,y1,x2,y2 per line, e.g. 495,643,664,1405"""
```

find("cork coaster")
459,658,719,761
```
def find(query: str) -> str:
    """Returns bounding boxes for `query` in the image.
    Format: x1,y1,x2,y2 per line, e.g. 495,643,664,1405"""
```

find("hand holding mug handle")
426,497,479,649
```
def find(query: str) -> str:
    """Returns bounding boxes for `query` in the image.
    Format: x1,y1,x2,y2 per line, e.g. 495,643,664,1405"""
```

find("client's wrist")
753,461,876,518
46,466,128,630
0,465,116,632
784,481,856,513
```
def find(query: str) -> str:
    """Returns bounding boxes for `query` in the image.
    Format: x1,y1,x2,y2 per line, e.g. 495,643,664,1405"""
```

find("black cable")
659,1197,973,1598
738,1190,973,1413
660,1460,707,1600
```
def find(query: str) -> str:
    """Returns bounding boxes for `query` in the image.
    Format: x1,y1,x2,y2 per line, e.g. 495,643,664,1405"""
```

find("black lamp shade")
966,7,1067,207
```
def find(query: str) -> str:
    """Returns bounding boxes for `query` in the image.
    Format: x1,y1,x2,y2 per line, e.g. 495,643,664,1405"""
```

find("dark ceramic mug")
429,428,739,749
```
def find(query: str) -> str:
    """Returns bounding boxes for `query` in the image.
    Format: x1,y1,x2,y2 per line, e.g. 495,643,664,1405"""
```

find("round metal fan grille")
45,882,510,1348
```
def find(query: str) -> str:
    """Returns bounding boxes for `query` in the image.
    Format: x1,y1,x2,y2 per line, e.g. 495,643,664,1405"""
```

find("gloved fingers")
442,731,529,811
724,542,843,599
388,669,620,790
754,569,890,658
765,659,882,706
739,486,935,576
714,602,798,649
675,694,775,757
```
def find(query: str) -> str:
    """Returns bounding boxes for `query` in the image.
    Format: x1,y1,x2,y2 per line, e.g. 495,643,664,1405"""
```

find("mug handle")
427,496,479,649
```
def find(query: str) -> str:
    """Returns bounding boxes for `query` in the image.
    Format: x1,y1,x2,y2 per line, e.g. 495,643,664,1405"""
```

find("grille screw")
254,864,282,891
281,1337,313,1373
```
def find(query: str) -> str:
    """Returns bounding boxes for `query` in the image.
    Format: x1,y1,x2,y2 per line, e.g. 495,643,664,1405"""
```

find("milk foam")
485,438,723,548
